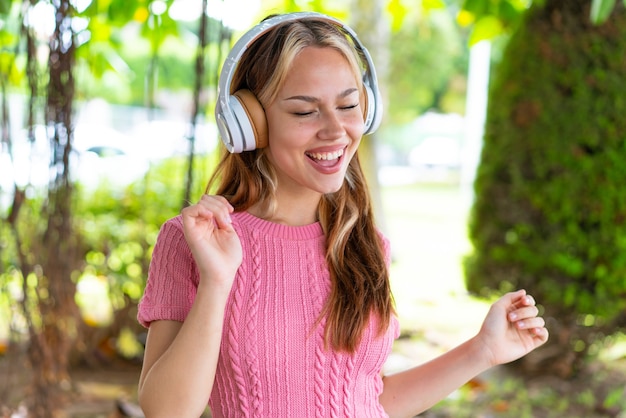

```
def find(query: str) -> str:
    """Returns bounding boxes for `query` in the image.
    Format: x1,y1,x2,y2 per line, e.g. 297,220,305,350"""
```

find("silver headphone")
214,12,383,153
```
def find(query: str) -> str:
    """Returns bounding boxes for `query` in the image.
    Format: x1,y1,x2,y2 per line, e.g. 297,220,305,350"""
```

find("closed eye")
340,104,359,110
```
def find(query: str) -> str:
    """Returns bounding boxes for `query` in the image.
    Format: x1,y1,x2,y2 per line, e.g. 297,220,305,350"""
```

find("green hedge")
466,0,626,363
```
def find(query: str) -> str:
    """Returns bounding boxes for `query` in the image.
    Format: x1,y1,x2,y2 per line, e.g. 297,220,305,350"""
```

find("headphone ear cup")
232,89,269,150
362,84,372,132
362,83,380,135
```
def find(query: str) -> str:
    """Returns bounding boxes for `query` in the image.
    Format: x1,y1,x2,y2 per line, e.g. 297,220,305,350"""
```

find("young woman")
136,12,549,418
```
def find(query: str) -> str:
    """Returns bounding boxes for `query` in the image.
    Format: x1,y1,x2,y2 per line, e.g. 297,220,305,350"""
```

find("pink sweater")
138,211,399,417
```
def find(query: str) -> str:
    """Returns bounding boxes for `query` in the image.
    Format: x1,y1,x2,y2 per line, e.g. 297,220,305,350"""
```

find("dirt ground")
3,324,626,418
0,349,144,418
3,348,626,418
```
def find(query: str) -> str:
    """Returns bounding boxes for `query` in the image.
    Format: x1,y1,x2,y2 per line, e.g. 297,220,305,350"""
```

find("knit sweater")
138,211,400,418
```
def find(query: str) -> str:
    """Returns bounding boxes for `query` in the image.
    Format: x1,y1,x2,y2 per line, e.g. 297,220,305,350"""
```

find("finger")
508,292,536,313
215,195,234,212
197,195,233,227
200,194,234,213
533,327,549,342
512,316,545,331
508,305,539,322
181,206,217,236
505,289,527,304
181,202,213,221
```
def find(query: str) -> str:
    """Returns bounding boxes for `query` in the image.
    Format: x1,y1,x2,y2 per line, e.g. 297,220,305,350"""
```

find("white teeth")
307,149,344,160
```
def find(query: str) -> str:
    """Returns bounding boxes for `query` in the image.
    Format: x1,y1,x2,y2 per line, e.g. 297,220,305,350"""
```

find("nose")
318,110,345,140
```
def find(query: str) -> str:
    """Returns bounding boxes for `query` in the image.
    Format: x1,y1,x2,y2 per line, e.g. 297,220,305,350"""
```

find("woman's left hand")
475,289,549,367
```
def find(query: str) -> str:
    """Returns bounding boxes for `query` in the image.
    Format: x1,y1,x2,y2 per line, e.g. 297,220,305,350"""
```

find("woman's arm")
138,196,242,418
380,290,548,417
138,282,230,418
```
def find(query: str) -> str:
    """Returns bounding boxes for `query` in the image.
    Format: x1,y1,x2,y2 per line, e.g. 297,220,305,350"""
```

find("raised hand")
181,195,243,286
475,289,549,367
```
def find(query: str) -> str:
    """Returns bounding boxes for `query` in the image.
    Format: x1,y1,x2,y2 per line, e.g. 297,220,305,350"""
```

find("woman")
137,12,548,418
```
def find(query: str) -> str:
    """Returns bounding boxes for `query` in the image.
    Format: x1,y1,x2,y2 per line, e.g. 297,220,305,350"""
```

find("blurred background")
2,0,626,417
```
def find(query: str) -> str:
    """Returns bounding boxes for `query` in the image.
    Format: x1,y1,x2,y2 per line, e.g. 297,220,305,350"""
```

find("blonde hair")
208,16,394,352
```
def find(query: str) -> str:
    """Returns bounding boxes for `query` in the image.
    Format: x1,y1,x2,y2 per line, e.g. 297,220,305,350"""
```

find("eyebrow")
283,88,359,103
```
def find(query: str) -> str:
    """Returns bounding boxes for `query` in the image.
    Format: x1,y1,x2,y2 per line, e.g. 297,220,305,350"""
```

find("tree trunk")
24,0,82,415
183,0,209,208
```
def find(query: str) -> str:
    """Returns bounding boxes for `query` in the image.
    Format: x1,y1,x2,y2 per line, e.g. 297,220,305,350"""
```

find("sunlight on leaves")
456,9,475,27
468,15,503,45
590,0,617,24
116,326,144,359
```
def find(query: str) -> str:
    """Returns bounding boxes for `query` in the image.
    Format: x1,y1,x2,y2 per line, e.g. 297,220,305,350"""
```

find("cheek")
265,116,308,150
347,114,366,138
349,133,363,152
343,139,361,166
265,140,300,172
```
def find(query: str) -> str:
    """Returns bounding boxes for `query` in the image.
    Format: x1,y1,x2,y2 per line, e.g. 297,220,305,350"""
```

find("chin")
319,182,346,195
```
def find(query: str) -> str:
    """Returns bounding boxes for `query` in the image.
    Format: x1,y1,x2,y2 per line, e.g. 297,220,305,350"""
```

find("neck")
248,194,321,227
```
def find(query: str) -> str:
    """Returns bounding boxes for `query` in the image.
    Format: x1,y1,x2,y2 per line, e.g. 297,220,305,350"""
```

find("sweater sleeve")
137,216,199,328
377,230,392,268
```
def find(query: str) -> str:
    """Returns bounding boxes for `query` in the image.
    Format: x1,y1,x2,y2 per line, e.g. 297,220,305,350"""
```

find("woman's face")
263,46,365,200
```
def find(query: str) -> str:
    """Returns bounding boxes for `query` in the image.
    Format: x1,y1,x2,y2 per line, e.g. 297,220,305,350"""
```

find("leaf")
468,15,503,45
0,0,11,15
590,0,616,25
603,387,625,408
387,0,409,32
423,0,446,10
462,0,488,16
456,9,475,27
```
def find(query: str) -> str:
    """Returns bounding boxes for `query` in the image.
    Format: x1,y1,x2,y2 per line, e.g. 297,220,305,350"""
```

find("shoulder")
161,214,184,232
152,215,190,257
154,215,184,241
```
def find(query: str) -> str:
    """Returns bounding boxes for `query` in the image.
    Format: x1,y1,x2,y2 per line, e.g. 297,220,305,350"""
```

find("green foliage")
460,0,626,43
466,0,626,361
590,0,626,24
590,0,618,23
0,0,12,15
427,361,626,417
0,187,65,336
387,9,468,123
460,0,532,43
0,155,214,334
75,156,213,310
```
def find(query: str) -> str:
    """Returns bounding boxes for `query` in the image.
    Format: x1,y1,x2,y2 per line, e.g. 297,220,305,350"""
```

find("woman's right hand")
181,195,243,288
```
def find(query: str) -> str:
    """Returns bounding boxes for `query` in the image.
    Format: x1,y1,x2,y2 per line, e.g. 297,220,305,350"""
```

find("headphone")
214,12,383,154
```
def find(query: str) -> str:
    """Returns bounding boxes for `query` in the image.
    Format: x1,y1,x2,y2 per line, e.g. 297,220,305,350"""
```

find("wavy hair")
207,16,394,352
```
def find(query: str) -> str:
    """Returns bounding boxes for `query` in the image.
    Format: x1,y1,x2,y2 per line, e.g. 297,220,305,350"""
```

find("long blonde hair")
208,16,394,352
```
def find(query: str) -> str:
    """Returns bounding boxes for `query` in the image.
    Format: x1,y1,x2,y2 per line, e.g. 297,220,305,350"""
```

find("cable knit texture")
138,211,400,418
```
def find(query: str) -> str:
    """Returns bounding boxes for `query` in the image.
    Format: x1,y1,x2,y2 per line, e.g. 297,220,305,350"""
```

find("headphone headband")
215,12,383,153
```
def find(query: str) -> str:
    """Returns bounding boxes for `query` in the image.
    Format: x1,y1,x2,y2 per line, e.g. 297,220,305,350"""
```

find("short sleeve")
137,215,199,328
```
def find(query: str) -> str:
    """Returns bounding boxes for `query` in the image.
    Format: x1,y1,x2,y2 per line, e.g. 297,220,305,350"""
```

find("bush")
465,0,626,375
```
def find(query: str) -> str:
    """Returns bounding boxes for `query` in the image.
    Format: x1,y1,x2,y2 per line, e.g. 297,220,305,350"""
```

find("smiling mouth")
305,148,345,163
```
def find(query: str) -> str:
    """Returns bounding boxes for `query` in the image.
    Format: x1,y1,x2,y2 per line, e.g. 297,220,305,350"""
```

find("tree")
0,0,224,415
9,1,83,415
387,5,467,124
465,0,626,377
